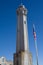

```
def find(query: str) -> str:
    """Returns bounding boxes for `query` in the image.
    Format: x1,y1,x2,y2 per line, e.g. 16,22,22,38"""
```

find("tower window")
24,21,26,24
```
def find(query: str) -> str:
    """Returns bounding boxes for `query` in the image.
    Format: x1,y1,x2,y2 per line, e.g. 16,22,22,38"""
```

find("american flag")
33,24,36,40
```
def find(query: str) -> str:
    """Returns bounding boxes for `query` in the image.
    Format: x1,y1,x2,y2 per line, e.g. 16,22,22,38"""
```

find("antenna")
21,0,23,5
16,0,23,6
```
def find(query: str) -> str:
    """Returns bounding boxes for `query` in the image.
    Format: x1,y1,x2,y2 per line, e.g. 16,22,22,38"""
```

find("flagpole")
33,24,39,65
34,39,39,65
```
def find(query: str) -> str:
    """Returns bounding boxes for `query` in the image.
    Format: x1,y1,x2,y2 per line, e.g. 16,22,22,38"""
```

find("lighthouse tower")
16,5,29,53
13,5,32,65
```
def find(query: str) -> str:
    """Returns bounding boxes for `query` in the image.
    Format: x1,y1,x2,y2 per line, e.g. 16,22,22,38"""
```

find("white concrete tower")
16,5,29,53
13,5,32,65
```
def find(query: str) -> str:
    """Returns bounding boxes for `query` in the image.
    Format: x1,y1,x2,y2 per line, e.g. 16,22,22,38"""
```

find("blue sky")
0,0,43,65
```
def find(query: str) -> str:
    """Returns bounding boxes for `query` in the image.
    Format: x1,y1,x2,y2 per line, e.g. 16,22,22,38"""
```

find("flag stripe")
33,24,36,40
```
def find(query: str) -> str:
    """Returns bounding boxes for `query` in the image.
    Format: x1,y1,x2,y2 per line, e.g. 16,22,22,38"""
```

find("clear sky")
0,0,43,65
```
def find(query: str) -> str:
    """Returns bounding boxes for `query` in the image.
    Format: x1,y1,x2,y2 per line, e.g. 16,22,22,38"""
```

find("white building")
0,57,13,65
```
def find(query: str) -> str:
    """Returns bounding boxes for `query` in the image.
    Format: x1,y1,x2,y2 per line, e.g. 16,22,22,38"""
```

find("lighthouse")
13,4,32,65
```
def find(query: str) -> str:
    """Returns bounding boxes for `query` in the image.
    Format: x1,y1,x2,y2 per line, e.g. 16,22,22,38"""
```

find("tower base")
13,51,32,65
